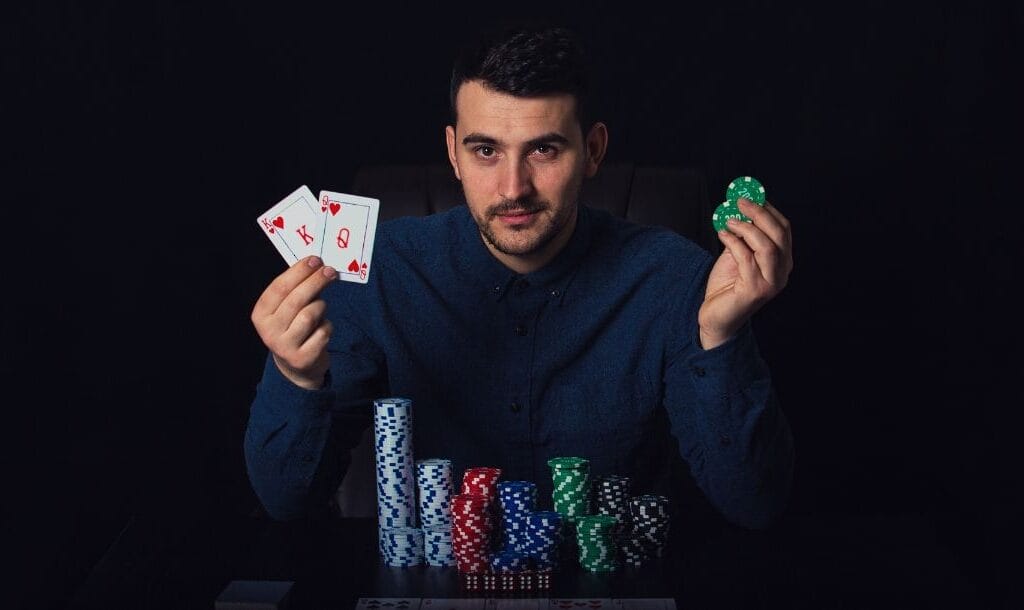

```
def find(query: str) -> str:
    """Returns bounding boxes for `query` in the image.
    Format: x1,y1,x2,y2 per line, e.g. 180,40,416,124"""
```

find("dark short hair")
449,23,593,134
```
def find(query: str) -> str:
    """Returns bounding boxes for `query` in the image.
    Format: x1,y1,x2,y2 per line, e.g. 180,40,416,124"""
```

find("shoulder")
375,206,466,256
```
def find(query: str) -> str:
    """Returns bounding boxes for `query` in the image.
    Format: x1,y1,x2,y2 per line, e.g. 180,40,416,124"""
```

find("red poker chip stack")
451,467,502,574
461,466,502,501
450,492,493,573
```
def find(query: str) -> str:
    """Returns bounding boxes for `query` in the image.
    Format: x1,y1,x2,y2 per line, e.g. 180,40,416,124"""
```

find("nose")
499,157,535,203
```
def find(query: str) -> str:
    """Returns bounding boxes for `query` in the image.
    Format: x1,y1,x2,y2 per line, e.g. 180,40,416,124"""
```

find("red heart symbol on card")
330,202,341,216
272,216,285,229
348,259,360,272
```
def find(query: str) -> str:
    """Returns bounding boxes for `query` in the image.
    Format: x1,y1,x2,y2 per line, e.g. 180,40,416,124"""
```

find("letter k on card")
256,185,320,265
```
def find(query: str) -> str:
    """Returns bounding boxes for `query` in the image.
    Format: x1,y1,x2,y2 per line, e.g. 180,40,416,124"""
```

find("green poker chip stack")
547,457,591,522
575,514,620,572
712,175,767,232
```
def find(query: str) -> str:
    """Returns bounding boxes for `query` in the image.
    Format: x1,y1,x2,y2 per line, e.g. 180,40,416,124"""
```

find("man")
246,24,794,530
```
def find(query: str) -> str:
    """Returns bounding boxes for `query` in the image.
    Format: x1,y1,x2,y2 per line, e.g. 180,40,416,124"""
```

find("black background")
5,2,1022,608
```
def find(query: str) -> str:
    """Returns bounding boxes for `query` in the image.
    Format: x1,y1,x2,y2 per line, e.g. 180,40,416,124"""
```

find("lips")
496,210,539,226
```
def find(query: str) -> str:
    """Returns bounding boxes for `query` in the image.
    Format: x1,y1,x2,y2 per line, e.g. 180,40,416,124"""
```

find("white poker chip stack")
373,398,419,566
416,458,456,567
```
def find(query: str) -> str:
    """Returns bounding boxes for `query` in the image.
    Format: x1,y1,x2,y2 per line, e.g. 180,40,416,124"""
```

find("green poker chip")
712,201,750,232
726,175,767,206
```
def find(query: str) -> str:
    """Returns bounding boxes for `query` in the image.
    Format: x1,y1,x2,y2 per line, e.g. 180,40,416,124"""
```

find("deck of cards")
257,184,380,284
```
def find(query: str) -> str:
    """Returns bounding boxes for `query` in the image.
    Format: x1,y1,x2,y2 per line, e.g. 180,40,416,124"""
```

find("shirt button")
719,434,731,447
693,366,706,377
303,454,315,462
492,285,501,294
550,289,560,298
510,402,522,413
514,324,527,336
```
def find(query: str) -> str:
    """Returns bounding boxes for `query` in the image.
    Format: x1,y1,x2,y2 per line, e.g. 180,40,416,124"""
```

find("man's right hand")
251,255,337,390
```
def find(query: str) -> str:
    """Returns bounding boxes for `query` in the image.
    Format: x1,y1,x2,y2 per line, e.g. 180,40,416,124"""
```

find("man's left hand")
698,198,794,349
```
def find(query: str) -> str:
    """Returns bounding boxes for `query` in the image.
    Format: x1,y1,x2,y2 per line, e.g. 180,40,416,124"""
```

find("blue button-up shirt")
244,203,793,529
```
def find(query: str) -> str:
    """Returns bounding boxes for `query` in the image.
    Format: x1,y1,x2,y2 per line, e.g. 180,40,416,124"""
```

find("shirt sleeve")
661,249,795,529
243,280,386,521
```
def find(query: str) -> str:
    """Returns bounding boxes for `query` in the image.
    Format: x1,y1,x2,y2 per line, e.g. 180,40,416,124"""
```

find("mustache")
487,198,547,218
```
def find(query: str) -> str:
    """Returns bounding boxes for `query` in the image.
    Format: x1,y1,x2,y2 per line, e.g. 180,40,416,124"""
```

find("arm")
665,198,796,528
664,312,795,529
244,256,385,520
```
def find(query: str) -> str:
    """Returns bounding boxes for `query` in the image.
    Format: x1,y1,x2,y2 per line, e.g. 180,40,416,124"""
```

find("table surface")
67,509,987,610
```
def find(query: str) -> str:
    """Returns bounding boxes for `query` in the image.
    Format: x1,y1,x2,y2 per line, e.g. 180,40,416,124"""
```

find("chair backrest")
349,161,720,253
332,161,717,518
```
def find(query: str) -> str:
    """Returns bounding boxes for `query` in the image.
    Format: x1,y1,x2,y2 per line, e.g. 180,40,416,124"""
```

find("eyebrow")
461,131,571,149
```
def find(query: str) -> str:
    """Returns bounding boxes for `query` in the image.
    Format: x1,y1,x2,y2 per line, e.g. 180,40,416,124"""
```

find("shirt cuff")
257,354,335,419
684,322,769,402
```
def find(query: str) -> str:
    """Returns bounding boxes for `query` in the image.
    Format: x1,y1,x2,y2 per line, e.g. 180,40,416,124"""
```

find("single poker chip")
712,201,750,232
726,176,767,206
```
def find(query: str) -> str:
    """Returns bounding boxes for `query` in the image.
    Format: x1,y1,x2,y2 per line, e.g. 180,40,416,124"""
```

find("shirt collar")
456,204,593,305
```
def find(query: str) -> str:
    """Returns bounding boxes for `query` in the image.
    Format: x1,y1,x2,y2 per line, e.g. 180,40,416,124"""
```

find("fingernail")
322,266,336,279
726,218,739,227
307,256,323,268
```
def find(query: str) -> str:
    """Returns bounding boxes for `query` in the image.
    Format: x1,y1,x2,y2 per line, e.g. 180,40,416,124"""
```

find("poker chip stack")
461,467,502,505
575,514,620,572
497,480,537,553
416,458,455,567
522,510,564,570
619,494,671,567
593,474,632,527
547,457,591,522
379,527,424,567
373,398,420,567
450,492,494,573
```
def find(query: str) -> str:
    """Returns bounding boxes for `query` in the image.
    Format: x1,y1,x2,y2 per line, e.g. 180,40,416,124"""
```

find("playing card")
611,600,676,610
256,185,320,265
422,599,486,610
548,600,611,610
315,189,380,284
487,599,546,610
355,598,422,610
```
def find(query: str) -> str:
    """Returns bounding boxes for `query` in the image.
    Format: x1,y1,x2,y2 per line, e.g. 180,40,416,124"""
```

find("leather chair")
332,161,719,518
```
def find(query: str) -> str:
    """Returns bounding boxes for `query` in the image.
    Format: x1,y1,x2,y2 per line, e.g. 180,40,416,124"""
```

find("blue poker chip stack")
373,398,419,565
490,548,529,573
522,510,564,570
498,480,537,553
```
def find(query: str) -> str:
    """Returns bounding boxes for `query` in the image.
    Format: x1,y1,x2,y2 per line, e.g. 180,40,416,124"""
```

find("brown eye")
476,146,495,157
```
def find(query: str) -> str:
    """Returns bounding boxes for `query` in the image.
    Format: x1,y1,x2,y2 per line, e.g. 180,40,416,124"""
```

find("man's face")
446,80,590,261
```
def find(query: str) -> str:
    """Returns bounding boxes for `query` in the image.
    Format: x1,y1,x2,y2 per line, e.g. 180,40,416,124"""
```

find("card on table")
256,185,321,265
422,599,486,610
355,598,422,610
611,600,677,610
547,600,611,610
315,189,380,284
487,599,547,610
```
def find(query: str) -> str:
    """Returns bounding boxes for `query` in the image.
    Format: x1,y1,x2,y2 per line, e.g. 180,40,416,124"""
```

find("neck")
486,206,579,275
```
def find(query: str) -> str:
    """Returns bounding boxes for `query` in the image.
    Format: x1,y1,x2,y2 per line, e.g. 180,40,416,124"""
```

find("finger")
738,199,788,252
298,318,333,358
280,299,328,348
273,262,338,324
717,228,761,288
252,255,326,320
725,215,782,286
